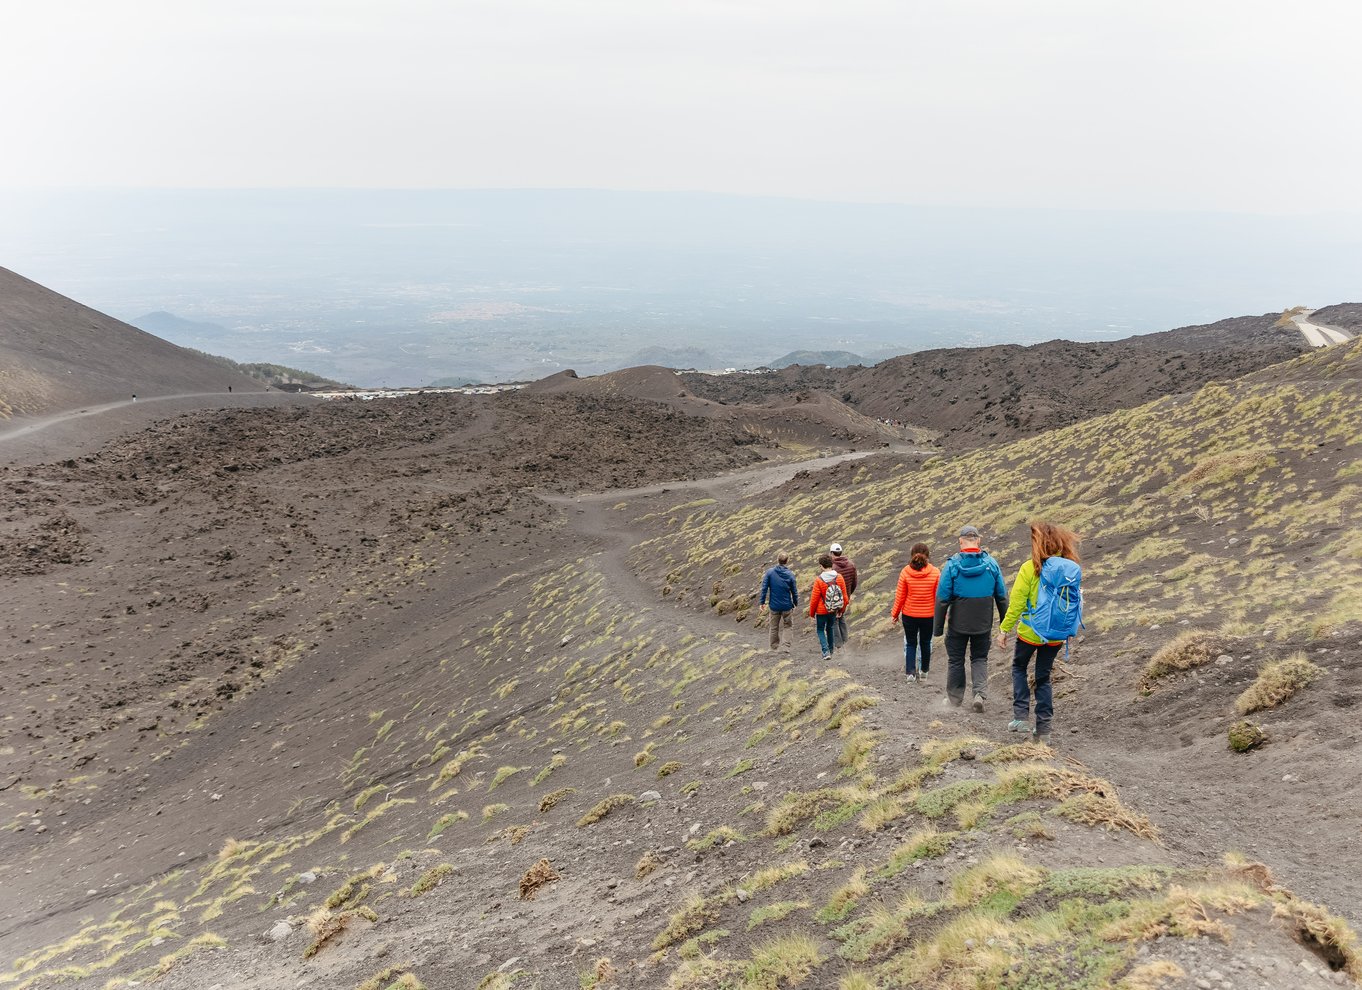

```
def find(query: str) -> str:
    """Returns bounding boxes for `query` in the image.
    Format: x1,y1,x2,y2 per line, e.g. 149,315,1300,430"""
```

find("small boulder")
638,790,662,803
268,921,293,942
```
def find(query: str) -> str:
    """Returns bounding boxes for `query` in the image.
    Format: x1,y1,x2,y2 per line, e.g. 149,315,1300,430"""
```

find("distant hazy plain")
1,189,1356,387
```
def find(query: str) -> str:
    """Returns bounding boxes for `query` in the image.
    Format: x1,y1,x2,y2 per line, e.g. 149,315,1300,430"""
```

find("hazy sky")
3,1,1360,212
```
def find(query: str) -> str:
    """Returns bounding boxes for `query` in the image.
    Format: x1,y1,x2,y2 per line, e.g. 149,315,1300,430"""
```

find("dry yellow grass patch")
749,859,809,892
1054,792,1160,841
1117,960,1185,990
304,906,377,959
1273,897,1362,979
1235,653,1323,714
519,858,560,900
1141,631,1218,687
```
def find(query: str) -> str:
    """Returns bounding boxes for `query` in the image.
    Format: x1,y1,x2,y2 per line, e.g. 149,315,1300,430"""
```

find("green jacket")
1000,560,1061,646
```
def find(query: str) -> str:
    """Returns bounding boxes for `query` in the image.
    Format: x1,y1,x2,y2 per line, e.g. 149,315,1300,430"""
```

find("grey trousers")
945,630,990,704
768,610,792,648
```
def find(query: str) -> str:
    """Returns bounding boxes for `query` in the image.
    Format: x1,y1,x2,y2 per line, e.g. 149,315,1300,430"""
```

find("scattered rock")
268,921,293,942
638,790,661,802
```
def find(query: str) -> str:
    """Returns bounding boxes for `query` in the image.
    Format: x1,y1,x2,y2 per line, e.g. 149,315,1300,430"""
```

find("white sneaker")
972,694,985,713
905,673,917,682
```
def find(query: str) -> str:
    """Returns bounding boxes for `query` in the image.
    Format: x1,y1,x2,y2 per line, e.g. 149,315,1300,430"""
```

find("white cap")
829,543,843,554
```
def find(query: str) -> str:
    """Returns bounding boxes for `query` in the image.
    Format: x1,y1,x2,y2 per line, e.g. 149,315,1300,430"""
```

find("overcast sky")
3,0,1359,212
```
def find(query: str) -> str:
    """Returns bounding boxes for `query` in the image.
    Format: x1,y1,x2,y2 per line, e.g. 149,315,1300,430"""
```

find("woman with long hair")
997,522,1082,742
890,542,939,683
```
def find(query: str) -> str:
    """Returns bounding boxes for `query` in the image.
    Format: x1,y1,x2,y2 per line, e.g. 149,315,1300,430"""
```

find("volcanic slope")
530,365,925,450
0,267,265,421
3,348,1361,988
683,311,1308,447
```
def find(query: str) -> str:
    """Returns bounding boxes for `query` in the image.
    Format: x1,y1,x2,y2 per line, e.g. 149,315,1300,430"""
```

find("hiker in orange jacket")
809,553,850,662
889,542,940,684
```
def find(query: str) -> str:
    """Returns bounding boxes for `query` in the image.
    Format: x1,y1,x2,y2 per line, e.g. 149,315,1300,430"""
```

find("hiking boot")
820,653,832,662
1007,719,1029,733
971,694,985,713
1032,728,1052,746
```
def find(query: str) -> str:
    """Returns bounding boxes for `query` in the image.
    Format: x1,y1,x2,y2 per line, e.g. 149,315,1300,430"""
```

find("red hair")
1030,521,1081,574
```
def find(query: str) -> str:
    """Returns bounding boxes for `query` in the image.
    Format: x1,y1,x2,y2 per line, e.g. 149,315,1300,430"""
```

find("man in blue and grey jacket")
934,525,1008,711
758,552,799,651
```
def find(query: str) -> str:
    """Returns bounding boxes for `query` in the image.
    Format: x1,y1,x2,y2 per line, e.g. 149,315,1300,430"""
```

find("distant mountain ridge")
683,310,1309,447
768,349,864,368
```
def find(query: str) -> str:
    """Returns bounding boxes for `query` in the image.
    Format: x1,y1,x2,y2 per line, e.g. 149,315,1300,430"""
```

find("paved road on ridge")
1290,310,1354,347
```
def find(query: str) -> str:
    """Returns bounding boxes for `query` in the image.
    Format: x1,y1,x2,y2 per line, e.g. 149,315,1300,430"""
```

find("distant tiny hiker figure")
934,525,1007,712
998,521,1083,744
809,553,849,663
758,552,799,652
829,542,858,647
890,542,939,684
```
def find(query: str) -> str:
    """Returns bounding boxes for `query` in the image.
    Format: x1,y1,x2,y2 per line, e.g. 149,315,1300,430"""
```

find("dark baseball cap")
958,525,980,539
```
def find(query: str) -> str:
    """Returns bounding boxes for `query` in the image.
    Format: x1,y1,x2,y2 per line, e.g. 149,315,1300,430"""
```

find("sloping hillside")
684,313,1306,447
0,267,263,420
2,340,1359,989
525,365,921,450
637,338,1362,930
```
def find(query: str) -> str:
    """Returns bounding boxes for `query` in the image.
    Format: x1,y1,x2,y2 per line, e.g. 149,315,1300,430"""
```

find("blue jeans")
900,616,933,674
815,613,838,657
1012,639,1061,731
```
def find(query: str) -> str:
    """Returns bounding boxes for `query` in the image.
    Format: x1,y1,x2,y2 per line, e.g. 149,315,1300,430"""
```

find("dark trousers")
834,613,849,647
945,630,990,704
900,616,933,675
1012,639,1061,731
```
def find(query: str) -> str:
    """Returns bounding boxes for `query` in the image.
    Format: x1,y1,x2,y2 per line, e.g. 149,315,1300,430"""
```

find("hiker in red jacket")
829,542,858,647
809,553,849,662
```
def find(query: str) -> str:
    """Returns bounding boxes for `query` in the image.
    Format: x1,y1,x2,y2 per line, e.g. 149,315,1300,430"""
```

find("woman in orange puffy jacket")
889,542,940,683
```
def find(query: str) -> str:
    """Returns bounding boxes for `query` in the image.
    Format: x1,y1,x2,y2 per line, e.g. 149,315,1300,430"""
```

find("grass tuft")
1054,792,1160,841
576,794,635,827
815,867,869,923
1273,896,1362,979
1141,631,1218,687
1227,720,1266,752
635,849,664,879
740,933,823,988
538,787,576,813
1235,653,1323,714
519,858,560,900
409,864,453,897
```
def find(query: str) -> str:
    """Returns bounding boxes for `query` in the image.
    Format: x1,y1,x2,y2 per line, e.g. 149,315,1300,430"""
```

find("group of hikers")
757,522,1082,743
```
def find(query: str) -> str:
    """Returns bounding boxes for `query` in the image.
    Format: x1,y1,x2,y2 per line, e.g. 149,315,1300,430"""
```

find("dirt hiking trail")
553,458,1362,931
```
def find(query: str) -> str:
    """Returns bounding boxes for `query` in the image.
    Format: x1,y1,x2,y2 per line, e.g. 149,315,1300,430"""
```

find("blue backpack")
1022,557,1083,643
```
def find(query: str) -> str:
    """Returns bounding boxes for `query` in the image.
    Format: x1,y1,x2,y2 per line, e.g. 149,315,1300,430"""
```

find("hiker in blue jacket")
933,525,1008,712
758,552,799,651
